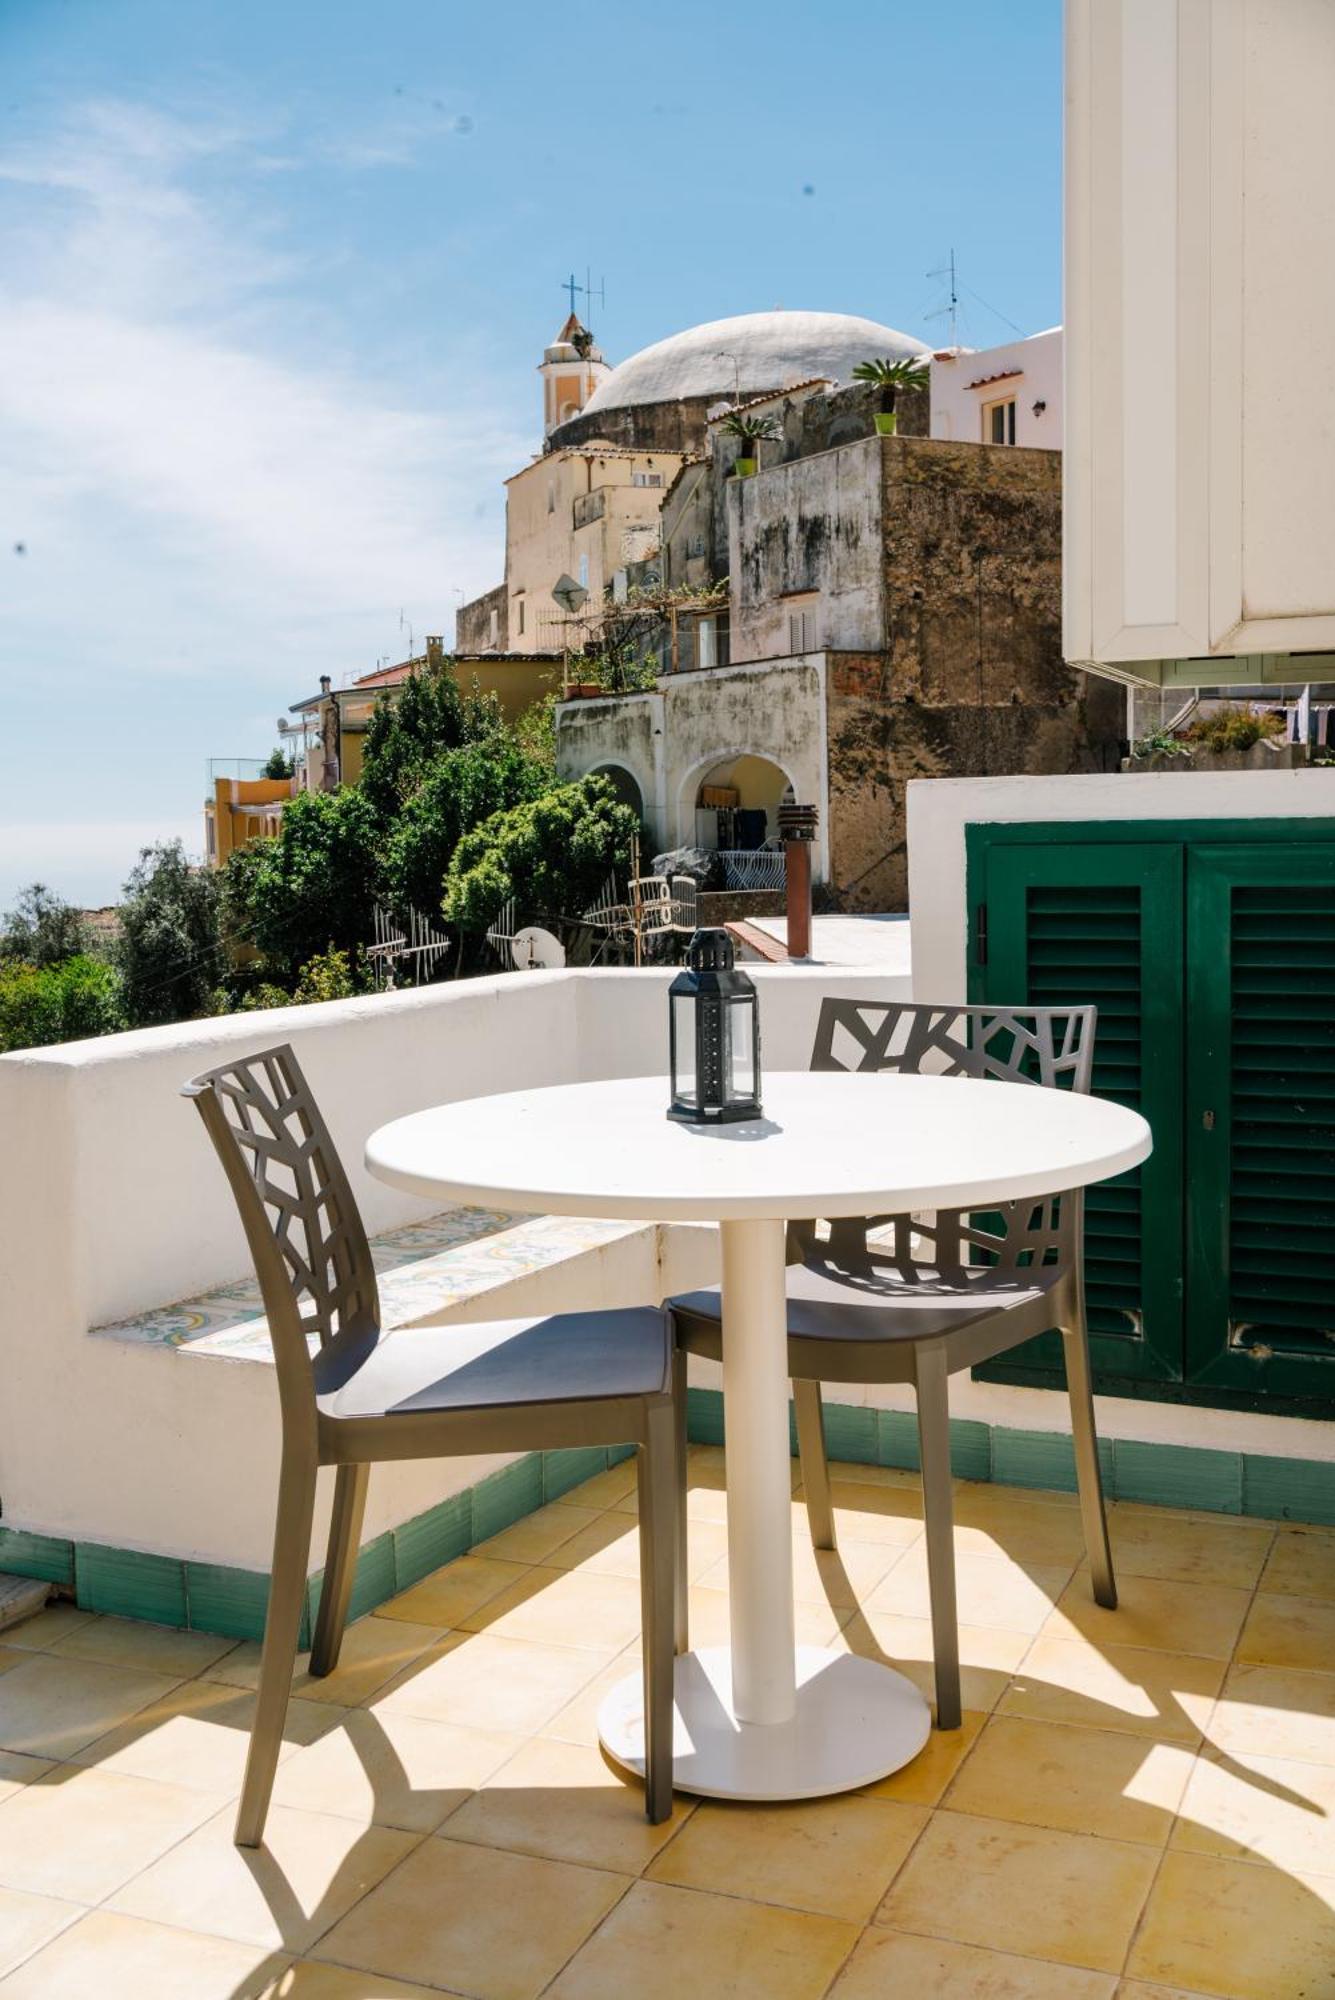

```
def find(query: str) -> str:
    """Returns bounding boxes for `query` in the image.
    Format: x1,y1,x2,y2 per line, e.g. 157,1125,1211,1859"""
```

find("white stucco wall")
931,329,1062,450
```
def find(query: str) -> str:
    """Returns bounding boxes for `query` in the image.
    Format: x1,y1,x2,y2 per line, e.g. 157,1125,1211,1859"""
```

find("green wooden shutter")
1186,845,1335,1403
974,841,1184,1386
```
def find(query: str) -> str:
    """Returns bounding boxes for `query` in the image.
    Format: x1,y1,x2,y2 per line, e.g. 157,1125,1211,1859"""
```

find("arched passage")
588,762,645,823
682,751,794,853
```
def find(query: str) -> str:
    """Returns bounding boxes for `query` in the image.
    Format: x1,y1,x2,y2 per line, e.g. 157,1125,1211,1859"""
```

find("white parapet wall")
0,963,909,1574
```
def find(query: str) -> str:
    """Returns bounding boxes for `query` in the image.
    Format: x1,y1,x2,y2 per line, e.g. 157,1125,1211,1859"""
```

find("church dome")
577,309,927,417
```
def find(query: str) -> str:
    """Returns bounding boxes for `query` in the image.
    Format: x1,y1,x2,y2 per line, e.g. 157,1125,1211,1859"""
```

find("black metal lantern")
668,929,762,1124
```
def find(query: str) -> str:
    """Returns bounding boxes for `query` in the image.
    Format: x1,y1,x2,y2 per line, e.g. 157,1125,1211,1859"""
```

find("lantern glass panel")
727,995,757,1105
671,993,698,1110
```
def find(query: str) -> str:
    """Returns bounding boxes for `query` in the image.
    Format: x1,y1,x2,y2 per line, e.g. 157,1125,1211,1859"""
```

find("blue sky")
0,0,1062,907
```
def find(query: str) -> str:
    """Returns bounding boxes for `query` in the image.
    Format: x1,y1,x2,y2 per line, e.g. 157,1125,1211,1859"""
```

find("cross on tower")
561,269,607,321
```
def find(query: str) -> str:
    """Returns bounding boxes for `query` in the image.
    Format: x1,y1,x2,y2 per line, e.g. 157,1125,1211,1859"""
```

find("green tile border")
6,1403,1331,1643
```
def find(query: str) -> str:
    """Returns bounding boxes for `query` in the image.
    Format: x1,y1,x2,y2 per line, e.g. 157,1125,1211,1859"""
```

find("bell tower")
540,313,610,439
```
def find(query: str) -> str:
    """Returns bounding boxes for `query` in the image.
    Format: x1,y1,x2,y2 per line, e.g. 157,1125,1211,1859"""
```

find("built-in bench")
93,1206,648,1363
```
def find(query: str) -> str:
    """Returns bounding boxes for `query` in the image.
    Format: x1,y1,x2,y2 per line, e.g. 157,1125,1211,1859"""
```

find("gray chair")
671,999,1116,1731
185,1044,677,1846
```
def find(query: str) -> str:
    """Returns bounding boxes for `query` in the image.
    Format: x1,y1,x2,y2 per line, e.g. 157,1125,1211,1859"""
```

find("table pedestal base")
597,1645,931,1802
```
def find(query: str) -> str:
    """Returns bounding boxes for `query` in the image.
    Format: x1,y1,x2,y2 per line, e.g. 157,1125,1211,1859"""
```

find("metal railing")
717,850,787,892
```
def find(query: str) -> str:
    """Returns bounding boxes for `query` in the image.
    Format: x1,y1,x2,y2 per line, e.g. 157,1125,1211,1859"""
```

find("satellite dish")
511,926,566,971
551,573,589,614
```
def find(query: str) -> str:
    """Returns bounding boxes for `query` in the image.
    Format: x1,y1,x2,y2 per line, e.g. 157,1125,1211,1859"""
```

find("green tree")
442,776,639,936
116,842,222,1028
262,746,295,780
384,737,550,918
0,883,90,967
0,955,125,1052
293,945,365,1004
360,662,503,820
245,787,381,982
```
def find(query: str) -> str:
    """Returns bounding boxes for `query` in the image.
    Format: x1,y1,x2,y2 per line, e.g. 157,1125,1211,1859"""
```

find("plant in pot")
719,408,781,477
852,355,930,436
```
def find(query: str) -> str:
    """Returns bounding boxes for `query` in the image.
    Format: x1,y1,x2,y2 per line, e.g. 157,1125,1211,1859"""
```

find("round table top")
365,1071,1152,1224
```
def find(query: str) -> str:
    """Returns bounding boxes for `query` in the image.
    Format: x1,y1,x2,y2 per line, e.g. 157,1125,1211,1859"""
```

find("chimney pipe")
319,675,332,696
777,801,818,961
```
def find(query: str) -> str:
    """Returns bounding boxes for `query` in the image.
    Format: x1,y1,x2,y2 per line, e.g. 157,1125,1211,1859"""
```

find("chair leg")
915,1345,961,1731
793,1377,837,1553
672,1345,689,1654
236,1447,318,1848
638,1403,678,1824
309,1462,369,1678
1062,1311,1117,1610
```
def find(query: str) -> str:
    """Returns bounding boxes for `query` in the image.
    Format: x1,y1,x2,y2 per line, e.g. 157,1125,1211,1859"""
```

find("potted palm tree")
720,409,781,476
852,355,930,435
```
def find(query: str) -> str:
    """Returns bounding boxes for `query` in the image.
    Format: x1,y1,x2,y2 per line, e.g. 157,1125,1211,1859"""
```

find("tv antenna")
926,248,960,349
562,269,606,321
399,608,415,663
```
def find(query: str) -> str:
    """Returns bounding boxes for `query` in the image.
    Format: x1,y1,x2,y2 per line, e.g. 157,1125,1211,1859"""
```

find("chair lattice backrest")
804,999,1097,1280
182,1045,379,1387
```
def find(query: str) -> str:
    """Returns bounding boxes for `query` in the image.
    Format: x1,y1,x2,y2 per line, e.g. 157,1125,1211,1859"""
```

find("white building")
930,328,1063,450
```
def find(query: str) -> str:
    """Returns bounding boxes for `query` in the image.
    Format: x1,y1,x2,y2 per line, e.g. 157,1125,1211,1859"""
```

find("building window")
984,397,1016,445
578,553,589,589
632,471,664,488
488,607,499,647
546,482,555,514
788,604,819,652
516,597,525,636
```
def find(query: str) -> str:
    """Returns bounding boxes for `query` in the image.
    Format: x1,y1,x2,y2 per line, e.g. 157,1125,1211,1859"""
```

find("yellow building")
203,772,294,869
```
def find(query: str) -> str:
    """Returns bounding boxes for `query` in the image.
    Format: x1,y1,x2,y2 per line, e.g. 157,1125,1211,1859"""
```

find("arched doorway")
589,762,645,823
690,753,793,849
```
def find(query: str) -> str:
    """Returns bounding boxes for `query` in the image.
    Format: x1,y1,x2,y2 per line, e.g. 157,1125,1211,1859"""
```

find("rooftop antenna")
399,608,415,663
562,270,606,324
926,248,960,349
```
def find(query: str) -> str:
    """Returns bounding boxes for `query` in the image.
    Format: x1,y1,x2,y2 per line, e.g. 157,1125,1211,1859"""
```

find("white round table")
366,1070,1152,1801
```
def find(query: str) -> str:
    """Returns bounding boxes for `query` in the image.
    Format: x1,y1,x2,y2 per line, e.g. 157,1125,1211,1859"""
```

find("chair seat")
673,1256,1063,1347
315,1307,671,1421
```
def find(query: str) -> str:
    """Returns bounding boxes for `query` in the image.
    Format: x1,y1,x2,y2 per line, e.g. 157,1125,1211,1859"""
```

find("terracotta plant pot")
874,411,898,436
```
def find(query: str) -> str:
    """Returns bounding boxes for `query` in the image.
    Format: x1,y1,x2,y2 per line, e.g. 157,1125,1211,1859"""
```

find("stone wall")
456,582,507,655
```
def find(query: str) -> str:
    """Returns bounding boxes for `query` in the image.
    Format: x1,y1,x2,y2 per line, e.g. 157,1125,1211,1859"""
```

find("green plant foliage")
1129,729,1194,762
0,883,90,967
262,747,295,780
293,945,365,1004
851,355,930,412
360,662,503,820
242,788,382,983
384,737,550,918
442,776,639,936
1183,705,1287,755
0,955,125,1052
513,691,558,770
116,842,223,1029
719,409,782,445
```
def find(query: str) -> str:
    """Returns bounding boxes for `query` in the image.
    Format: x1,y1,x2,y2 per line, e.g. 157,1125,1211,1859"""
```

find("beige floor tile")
862,1709,986,1805
951,1487,1091,1567
539,1646,640,1748
0,1888,82,1982
684,1584,846,1651
1115,1983,1216,1999
558,1457,639,1514
2,1606,94,1653
827,1475,925,1546
373,1630,606,1736
1126,1848,1335,1999
271,1708,519,1834
0,1909,288,1998
0,1756,50,1809
0,1652,183,1759
1104,1511,1273,1592
1002,1636,1224,1744
253,1962,446,1999
443,1733,689,1873
216,1616,444,1708
110,1803,417,1953
841,1608,1031,1713
548,1511,728,1584
695,1532,906,1611
878,1810,1159,1973
1206,1662,1335,1767
458,1565,643,1653
1172,1744,1335,1877
315,1834,628,2000
0,1763,220,1902
473,1501,601,1564
1236,1590,1335,1673
868,1546,1073,1635
944,1715,1191,1845
1260,1525,1335,1604
830,1927,1117,1999
0,1663,22,1692
823,1461,927,1495
1043,1574,1251,1661
70,1678,340,1793
543,1877,858,2000
376,1555,528,1630
647,1791,926,1923
50,1615,238,1678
